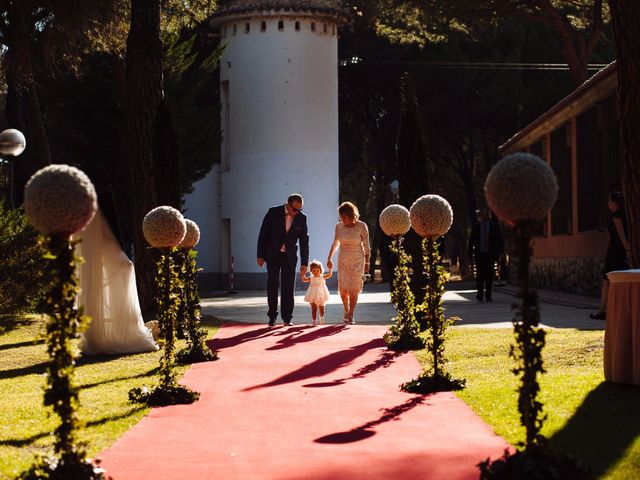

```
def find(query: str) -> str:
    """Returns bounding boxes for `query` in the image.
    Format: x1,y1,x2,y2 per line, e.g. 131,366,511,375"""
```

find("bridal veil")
76,209,158,355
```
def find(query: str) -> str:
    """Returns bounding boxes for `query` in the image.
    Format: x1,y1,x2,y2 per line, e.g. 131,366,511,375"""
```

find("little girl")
301,260,333,326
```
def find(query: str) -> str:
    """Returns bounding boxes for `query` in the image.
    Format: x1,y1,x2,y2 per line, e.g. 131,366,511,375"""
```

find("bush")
0,204,48,314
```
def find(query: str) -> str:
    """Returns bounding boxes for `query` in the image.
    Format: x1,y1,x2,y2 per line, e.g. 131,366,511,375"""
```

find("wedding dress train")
76,209,158,355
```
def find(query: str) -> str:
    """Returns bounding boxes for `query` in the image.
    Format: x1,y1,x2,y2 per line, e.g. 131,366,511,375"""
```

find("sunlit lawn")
0,314,219,480
3,312,640,480
413,326,640,479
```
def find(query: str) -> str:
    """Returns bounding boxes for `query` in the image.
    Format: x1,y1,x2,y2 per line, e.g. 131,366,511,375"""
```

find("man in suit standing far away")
257,193,309,326
468,207,504,302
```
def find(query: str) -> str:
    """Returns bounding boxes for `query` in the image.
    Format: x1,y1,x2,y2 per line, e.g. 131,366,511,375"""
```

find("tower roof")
209,0,348,26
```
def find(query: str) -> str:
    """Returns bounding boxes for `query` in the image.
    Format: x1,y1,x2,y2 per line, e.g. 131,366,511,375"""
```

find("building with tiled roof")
499,62,620,296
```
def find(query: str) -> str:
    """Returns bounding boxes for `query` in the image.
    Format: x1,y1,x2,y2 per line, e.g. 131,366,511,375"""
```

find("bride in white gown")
76,209,158,355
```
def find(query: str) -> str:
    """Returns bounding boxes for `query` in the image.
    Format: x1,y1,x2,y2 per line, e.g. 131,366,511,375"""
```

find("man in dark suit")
468,208,504,302
257,193,309,326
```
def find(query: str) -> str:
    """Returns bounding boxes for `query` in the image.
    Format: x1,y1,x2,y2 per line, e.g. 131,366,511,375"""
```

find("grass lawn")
0,314,219,480
413,326,640,479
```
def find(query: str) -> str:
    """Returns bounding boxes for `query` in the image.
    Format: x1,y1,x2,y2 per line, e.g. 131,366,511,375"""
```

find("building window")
550,124,572,235
311,22,316,32
232,24,237,35
332,24,336,35
295,21,300,31
223,26,227,37
245,22,250,33
278,20,284,31
323,23,327,33
261,21,266,32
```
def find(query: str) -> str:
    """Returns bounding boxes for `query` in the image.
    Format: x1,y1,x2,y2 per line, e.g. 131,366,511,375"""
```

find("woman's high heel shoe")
589,311,606,320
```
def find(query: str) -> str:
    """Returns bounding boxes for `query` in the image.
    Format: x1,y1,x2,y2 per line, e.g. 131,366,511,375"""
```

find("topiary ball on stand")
129,206,200,406
480,153,588,478
380,204,424,351
402,194,465,394
21,164,104,479
175,219,218,364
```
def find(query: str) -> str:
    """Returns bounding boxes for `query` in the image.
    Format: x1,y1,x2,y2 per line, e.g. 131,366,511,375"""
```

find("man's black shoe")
283,321,293,326
268,320,276,327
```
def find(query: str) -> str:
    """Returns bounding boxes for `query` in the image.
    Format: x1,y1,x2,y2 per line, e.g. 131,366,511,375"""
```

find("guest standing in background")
468,208,504,302
590,191,631,320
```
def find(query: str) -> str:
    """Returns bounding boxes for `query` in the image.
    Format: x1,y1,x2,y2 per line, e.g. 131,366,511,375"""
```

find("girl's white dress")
304,276,331,306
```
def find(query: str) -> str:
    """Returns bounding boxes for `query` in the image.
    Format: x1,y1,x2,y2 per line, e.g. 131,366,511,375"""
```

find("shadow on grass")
0,361,48,379
1,351,158,380
78,367,160,390
0,406,147,448
0,314,37,336
0,338,45,351
548,381,640,476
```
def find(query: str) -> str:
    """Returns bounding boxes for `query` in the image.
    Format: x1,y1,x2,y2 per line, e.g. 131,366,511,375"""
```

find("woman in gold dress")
327,201,371,324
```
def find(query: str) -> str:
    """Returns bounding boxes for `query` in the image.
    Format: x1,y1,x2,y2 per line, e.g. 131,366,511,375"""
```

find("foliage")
381,0,612,85
18,455,106,480
414,326,640,478
510,220,547,450
129,248,199,406
383,237,425,351
401,237,464,393
18,236,105,479
0,204,47,314
0,312,220,478
163,32,223,196
128,383,199,407
478,445,592,479
175,249,218,364
401,369,465,394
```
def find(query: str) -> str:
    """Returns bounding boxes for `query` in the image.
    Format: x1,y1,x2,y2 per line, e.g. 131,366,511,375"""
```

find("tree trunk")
397,74,430,207
610,1,640,268
154,100,182,209
4,1,51,206
125,0,163,312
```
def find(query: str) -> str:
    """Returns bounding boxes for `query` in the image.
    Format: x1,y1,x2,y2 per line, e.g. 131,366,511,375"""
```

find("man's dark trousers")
267,252,296,322
475,252,494,300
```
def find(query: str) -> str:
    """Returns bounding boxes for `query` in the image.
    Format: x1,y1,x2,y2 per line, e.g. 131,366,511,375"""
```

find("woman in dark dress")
590,191,631,319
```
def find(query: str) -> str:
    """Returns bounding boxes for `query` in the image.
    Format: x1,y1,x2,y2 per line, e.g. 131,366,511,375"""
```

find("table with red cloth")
604,269,640,385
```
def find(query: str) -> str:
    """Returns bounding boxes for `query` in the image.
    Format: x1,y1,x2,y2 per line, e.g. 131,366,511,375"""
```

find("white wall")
183,166,222,273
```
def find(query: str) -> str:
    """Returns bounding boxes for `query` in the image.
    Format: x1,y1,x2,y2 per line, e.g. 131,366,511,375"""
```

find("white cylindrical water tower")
200,0,346,289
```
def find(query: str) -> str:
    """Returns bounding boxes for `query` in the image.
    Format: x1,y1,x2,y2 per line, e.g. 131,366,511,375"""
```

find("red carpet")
99,323,510,479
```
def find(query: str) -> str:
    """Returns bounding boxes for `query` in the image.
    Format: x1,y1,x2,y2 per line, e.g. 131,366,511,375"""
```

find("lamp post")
0,129,27,209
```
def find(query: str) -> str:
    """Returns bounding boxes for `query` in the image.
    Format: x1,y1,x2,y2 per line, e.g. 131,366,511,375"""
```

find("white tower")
185,0,346,289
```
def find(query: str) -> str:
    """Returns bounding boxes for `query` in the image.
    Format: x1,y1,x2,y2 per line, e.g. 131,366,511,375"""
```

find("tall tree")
609,1,640,267
2,1,52,205
386,0,610,86
124,0,164,311
1,0,123,203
